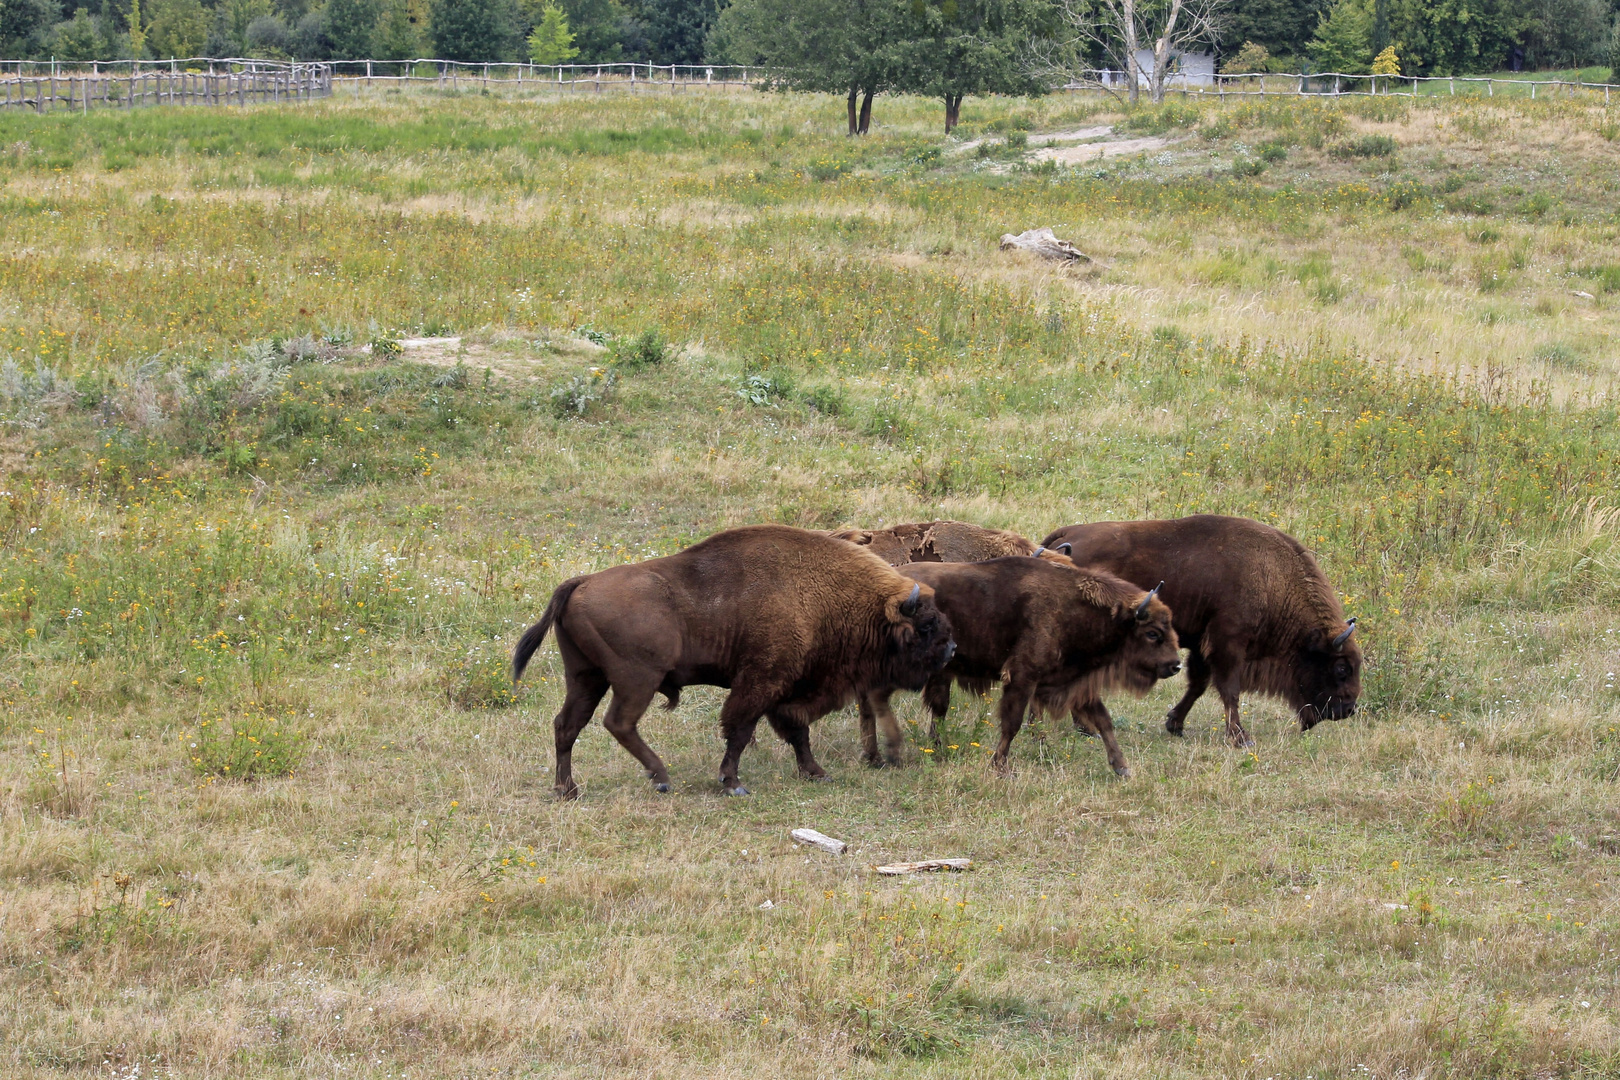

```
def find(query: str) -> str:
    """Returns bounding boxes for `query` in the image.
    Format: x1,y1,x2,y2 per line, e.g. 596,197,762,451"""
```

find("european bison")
1041,515,1361,748
831,520,1075,567
858,558,1180,777
512,524,955,798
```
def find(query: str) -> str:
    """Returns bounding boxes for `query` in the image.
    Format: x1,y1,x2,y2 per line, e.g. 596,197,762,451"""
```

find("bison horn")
1031,546,1046,557
1056,543,1072,556
1332,617,1357,649
1134,581,1163,622
899,583,921,617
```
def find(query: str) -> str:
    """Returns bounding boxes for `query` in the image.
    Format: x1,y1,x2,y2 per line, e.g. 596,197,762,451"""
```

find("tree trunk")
857,88,874,134
944,93,963,133
1149,0,1186,103
847,86,858,136
1123,0,1140,103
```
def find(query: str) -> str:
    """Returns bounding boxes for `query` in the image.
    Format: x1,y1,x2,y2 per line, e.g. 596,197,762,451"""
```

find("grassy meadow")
1,84,1618,1077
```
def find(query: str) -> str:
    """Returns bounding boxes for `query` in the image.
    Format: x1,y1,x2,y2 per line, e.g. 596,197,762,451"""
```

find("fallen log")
874,858,973,875
998,227,1092,262
791,828,847,855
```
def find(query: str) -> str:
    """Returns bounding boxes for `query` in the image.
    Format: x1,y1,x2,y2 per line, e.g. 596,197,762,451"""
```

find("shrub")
1122,101,1201,135
736,371,794,406
188,712,303,780
1259,141,1289,163
1220,41,1270,75
803,384,846,415
549,366,617,418
1332,134,1397,159
441,642,524,709
609,328,669,371
1232,155,1267,178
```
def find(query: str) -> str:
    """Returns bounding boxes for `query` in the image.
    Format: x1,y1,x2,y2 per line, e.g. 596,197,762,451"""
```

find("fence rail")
1065,69,1618,102
326,60,756,91
0,60,331,112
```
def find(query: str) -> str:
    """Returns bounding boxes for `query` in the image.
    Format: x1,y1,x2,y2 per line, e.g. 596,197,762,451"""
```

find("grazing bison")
1041,515,1361,748
831,520,1075,567
858,558,1180,777
512,524,955,798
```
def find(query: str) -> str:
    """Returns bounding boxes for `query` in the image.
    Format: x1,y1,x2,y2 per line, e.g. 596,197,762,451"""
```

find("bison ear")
898,583,921,618
1056,542,1073,556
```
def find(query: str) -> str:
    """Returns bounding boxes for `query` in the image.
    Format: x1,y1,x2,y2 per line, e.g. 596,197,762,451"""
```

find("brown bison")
512,524,955,798
1041,515,1361,748
830,520,1076,567
857,558,1180,777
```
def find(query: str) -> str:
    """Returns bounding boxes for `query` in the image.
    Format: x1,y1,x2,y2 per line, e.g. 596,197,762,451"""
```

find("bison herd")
513,514,1362,799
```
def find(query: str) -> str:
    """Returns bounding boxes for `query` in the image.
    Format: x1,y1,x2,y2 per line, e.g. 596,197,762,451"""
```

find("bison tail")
512,576,586,683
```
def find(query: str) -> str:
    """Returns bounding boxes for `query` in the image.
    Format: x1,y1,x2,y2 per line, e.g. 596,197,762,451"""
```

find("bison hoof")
1113,765,1132,779
723,784,751,797
652,782,671,793
555,784,580,801
1164,721,1185,737
864,755,889,769
804,773,832,783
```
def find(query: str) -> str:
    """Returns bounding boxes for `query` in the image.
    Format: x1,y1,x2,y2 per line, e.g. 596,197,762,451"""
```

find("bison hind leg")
659,683,681,711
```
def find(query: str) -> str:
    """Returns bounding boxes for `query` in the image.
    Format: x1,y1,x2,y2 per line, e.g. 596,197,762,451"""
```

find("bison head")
1117,585,1181,693
1293,618,1362,730
884,584,955,691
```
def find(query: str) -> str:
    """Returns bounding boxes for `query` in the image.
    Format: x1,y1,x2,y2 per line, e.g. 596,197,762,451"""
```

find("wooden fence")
327,60,756,93
1067,69,1618,103
0,62,332,113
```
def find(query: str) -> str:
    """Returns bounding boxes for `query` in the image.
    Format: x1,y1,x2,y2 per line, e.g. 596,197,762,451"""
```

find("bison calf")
859,558,1180,777
513,524,955,798
1042,514,1361,747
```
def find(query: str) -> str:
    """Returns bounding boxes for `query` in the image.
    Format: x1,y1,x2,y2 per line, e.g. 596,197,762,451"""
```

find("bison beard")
511,524,955,798
858,558,1181,778
1041,514,1362,747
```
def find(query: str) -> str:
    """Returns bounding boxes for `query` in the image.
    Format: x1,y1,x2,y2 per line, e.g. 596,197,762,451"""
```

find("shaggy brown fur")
1041,514,1362,747
513,525,955,798
830,520,1075,567
857,558,1180,778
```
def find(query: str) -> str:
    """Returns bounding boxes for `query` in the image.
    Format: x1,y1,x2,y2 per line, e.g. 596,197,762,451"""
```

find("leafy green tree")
1220,0,1323,63
145,0,210,57
244,13,293,55
712,0,907,134
1219,39,1269,72
560,0,625,60
645,0,717,64
1609,22,1620,81
373,0,425,59
431,0,517,58
896,0,1053,132
50,8,102,59
1309,0,1371,73
0,0,62,57
326,0,381,57
528,2,580,61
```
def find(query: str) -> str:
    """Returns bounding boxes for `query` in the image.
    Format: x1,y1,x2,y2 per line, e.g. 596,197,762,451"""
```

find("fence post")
1488,79,1492,97
1531,82,1535,99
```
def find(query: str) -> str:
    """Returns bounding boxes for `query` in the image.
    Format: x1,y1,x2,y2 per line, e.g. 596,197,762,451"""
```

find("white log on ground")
998,228,1092,262
791,828,847,855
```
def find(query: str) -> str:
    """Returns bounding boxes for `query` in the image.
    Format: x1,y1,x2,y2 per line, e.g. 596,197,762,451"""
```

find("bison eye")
1145,630,1162,644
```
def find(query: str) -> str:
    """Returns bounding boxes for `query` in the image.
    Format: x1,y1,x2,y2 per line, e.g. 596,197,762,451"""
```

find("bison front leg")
857,694,884,767
766,712,829,781
717,686,775,796
990,681,1035,777
921,674,952,747
1073,699,1131,778
859,689,907,767
552,670,609,800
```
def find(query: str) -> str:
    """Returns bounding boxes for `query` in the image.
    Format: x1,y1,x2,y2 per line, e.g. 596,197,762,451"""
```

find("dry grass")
0,86,1618,1078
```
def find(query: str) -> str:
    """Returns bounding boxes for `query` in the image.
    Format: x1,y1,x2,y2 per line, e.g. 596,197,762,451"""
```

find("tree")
431,0,517,59
145,0,209,57
373,0,426,59
1218,37,1267,71
561,0,625,60
1308,0,1370,73
326,0,381,57
528,2,579,61
244,13,293,56
50,8,102,59
0,0,62,57
1218,0,1319,65
712,0,907,135
1047,0,1224,104
644,0,717,64
898,0,1055,131
1370,42,1398,72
